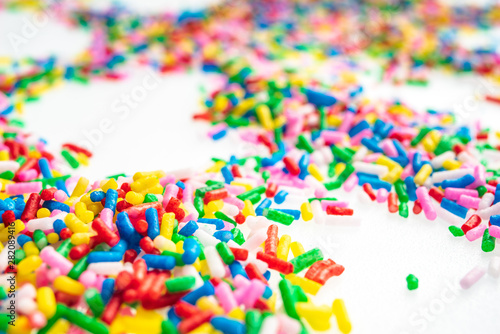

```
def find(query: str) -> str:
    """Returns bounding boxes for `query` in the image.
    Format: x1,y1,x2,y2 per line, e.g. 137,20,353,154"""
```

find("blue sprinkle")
213,231,233,243
441,174,475,189
178,220,199,237
441,198,468,219
274,190,288,204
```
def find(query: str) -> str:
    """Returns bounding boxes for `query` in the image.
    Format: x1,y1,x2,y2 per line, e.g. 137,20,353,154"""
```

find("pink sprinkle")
242,279,266,309
17,169,38,182
183,183,194,204
489,225,500,238
99,208,114,230
416,187,437,220
457,195,480,209
466,224,487,241
466,165,486,189
215,281,238,313
343,173,358,192
5,181,42,195
160,175,176,187
320,131,346,145
444,188,478,201
381,139,398,157
40,247,73,276
338,112,354,133
226,185,246,196
321,200,348,210
162,184,180,208
363,153,382,163
377,188,389,203
351,129,372,146
400,164,414,180
28,311,47,329
79,270,97,288
460,265,486,289
54,190,68,202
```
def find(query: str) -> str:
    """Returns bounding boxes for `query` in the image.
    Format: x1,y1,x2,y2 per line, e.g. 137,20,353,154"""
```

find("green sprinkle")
448,226,464,237
165,276,196,293
33,229,48,249
279,279,299,320
290,248,323,274
84,289,105,317
231,228,245,245
61,150,80,169
215,242,235,265
263,208,294,225
143,193,158,203
0,171,14,180
481,228,495,252
406,274,419,290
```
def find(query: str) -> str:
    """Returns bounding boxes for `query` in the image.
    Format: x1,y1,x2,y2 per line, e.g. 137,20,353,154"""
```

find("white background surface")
1,1,500,333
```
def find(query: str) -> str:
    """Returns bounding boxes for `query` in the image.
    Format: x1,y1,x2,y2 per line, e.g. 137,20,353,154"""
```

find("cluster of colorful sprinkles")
1,0,500,333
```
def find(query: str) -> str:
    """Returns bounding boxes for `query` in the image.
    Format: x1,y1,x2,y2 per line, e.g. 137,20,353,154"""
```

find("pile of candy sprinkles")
2,0,500,333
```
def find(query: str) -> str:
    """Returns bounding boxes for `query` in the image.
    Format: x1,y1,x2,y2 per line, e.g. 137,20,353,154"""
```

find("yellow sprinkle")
36,208,51,218
23,241,39,257
47,319,70,334
335,162,346,176
332,299,352,334
200,259,210,277
131,176,158,193
227,307,245,321
231,181,253,191
0,150,9,161
37,287,56,318
256,104,274,130
64,214,89,233
76,153,90,166
70,233,90,246
101,178,118,192
290,241,305,257
233,98,256,116
442,159,461,170
242,199,256,217
197,297,224,315
141,183,163,195
207,199,224,213
277,235,291,261
414,164,433,186
327,115,342,127
53,276,85,296
300,202,314,221
206,161,226,173
376,156,398,170
213,95,229,112
422,137,437,152
133,170,166,182
188,323,217,334
47,233,59,244
71,177,89,198
296,302,333,331
18,255,42,276
307,163,324,182
160,213,176,240
286,274,322,295
125,191,145,205
381,165,403,184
